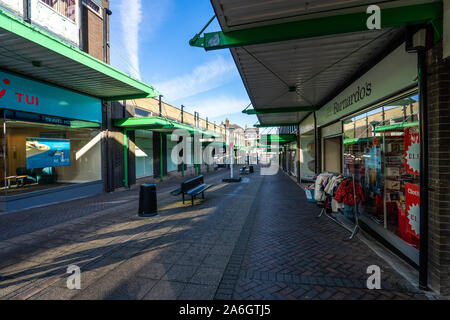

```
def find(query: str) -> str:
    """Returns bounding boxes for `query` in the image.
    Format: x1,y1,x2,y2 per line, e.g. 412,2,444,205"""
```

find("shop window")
40,0,77,22
300,131,315,181
166,134,179,172
135,130,153,179
343,94,420,250
82,0,103,16
1,117,101,196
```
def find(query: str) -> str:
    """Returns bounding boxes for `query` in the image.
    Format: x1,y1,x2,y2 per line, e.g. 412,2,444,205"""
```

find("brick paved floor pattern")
0,168,429,300
214,171,428,300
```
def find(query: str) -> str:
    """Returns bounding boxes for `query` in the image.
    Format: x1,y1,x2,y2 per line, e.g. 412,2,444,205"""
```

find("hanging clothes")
314,173,333,202
334,178,365,206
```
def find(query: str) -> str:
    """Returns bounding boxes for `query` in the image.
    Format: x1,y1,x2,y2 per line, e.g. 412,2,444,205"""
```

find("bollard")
139,184,158,217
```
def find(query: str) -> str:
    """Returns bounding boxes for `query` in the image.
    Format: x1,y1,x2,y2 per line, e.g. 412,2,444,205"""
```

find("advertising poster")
26,138,71,169
405,183,420,238
365,146,382,194
405,127,420,175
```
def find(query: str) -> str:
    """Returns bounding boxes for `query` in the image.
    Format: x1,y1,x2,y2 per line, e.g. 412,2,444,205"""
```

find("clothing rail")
317,173,360,240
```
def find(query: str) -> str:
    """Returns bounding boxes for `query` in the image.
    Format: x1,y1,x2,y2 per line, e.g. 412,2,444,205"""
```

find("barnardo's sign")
0,70,102,123
316,45,418,127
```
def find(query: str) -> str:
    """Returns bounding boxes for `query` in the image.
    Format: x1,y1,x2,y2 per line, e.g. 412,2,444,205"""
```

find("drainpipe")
181,105,184,123
123,129,128,188
23,0,30,22
418,49,429,291
160,133,164,182
103,8,112,63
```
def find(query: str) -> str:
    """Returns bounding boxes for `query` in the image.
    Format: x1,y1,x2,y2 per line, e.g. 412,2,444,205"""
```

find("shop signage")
0,70,101,123
405,127,420,175
26,138,71,169
405,183,420,238
316,45,418,127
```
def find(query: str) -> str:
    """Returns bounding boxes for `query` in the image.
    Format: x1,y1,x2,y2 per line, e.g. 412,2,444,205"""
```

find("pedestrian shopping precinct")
0,0,449,304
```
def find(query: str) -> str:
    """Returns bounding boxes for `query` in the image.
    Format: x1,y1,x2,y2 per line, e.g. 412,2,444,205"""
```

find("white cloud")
154,56,237,101
119,0,142,79
186,95,250,119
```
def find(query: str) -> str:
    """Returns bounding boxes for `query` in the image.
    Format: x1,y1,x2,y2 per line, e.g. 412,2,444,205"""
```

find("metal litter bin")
139,184,158,217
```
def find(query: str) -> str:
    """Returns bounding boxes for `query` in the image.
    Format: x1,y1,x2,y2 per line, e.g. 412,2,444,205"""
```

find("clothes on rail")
334,178,365,206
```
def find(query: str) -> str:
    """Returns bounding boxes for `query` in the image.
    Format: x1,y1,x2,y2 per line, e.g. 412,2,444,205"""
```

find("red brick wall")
81,0,109,62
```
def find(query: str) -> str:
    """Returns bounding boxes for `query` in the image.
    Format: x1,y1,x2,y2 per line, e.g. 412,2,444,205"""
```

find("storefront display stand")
317,174,360,240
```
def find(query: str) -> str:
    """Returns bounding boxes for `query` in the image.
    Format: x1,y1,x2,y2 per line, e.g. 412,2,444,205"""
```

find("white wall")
0,0,23,14
29,0,80,46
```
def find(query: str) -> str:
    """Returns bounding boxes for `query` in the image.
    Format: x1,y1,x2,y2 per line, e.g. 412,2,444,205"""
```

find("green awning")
115,116,222,137
0,9,159,101
259,134,296,145
375,121,419,132
343,137,384,145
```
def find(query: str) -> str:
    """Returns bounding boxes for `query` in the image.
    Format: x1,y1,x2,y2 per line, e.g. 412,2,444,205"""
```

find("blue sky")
109,0,257,129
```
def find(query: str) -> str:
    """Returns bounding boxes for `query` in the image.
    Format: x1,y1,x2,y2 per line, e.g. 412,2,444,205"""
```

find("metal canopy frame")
243,106,318,115
190,2,442,51
116,116,224,187
0,9,159,100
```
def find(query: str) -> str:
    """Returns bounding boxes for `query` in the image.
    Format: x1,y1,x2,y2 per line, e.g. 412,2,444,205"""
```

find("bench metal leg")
182,193,185,204
192,195,194,206
202,192,205,199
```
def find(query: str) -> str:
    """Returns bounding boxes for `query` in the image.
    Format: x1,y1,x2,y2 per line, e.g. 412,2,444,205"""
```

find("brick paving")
215,170,428,300
0,166,431,300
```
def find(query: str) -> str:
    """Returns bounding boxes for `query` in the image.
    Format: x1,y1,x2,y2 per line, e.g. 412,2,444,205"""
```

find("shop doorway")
324,136,342,174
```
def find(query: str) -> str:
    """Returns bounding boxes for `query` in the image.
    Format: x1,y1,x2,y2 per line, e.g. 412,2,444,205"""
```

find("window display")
2,116,101,196
135,130,153,178
343,94,420,250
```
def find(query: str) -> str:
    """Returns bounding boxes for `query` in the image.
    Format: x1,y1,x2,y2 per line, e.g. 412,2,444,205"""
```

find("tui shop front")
0,9,159,212
0,70,103,212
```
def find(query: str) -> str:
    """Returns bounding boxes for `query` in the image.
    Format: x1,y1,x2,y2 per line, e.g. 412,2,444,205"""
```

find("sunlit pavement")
0,166,428,300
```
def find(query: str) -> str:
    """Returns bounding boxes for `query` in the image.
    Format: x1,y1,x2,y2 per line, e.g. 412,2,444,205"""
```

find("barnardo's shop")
196,0,449,297
313,43,420,263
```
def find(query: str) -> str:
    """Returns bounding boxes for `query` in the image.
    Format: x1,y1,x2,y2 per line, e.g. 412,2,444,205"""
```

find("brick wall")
81,0,108,62
426,41,450,296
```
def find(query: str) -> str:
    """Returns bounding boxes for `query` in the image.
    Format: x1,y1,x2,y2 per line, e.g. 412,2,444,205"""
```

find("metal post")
123,129,129,188
160,133,163,182
229,128,235,179
181,105,184,123
3,119,7,197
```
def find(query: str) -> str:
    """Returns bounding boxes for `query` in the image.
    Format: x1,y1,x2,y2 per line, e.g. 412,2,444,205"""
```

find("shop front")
299,114,316,182
315,44,421,264
0,70,103,212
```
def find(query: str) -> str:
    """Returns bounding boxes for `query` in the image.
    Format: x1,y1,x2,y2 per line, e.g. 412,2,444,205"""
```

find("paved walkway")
0,167,428,300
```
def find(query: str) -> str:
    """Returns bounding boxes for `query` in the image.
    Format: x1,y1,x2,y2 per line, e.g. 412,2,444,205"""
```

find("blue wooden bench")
171,175,213,206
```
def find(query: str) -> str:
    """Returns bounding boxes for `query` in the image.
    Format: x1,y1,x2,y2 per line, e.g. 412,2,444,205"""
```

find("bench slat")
186,184,213,196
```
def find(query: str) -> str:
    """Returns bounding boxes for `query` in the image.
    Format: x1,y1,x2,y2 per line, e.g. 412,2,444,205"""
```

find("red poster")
405,183,420,238
404,128,420,175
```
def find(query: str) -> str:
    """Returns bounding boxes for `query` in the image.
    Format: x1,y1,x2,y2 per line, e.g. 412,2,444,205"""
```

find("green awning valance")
115,116,222,138
375,122,419,132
